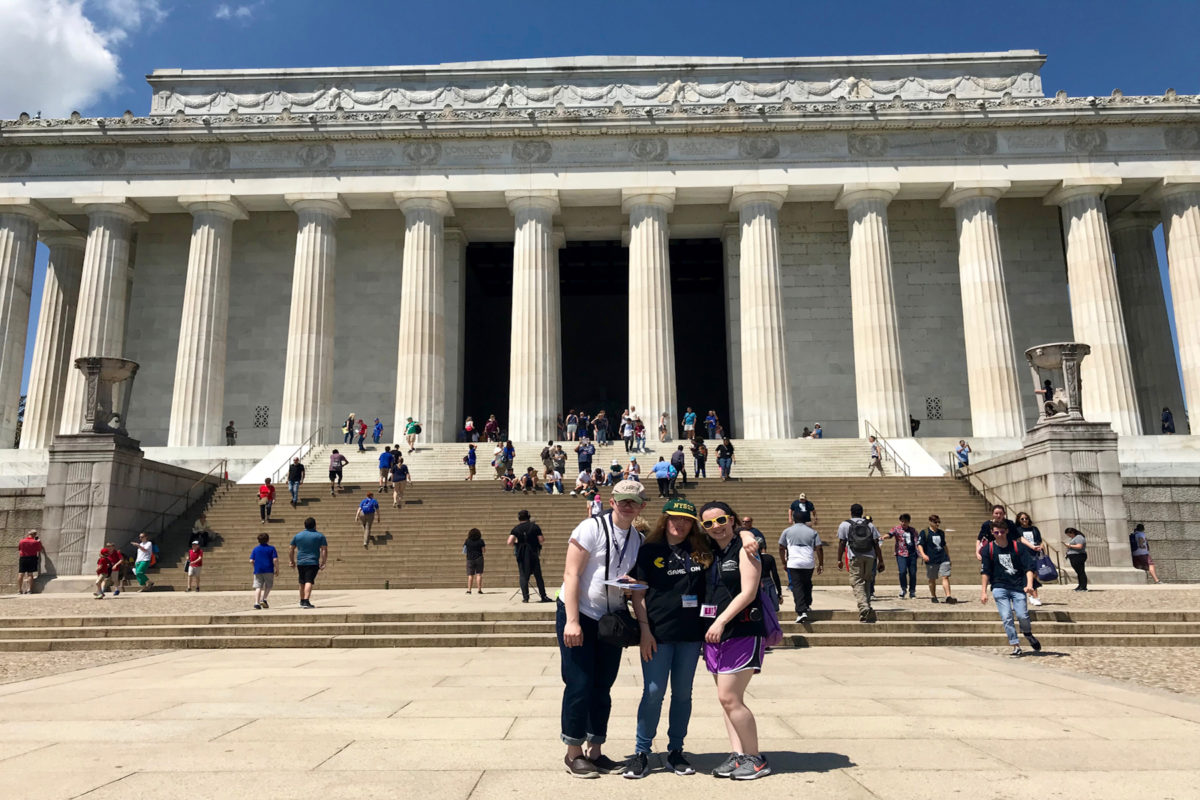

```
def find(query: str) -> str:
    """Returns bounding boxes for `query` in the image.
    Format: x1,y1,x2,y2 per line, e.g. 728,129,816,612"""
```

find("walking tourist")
743,516,782,604
1064,527,1088,590
979,522,1042,657
884,513,920,599
634,418,647,452
377,446,394,491
258,477,275,524
508,510,550,602
342,412,355,444
329,449,348,495
977,504,1018,562
464,528,486,594
621,498,709,779
554,444,568,477
493,442,506,478
659,411,670,442
837,504,884,622
1130,523,1162,583
541,441,556,474
287,457,305,507
698,501,771,780
357,418,368,451
716,437,735,480
867,436,884,477
225,420,237,445
185,541,203,592
557,479,646,778
779,515,823,622
390,456,411,508
373,418,383,444
1014,512,1046,605
594,411,609,446
692,438,708,478
192,513,212,548
1162,407,1176,434
917,515,956,603
357,491,380,548
682,407,696,440
669,445,687,490
464,443,477,480
567,410,579,441
464,416,476,441
623,417,636,452
93,542,122,598
289,517,327,609
131,532,155,591
575,437,595,476
705,410,718,440
16,530,42,595
650,457,674,498
789,492,817,526
250,532,278,609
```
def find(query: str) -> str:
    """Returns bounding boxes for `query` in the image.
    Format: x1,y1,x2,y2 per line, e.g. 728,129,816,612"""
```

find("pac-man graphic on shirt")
654,557,665,569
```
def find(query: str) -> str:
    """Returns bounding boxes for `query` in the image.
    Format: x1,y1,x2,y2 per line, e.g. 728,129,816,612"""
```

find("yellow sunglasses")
700,514,731,530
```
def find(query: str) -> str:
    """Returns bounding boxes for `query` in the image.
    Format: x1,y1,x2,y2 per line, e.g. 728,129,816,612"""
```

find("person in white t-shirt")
778,522,824,622
557,480,647,778
131,532,155,592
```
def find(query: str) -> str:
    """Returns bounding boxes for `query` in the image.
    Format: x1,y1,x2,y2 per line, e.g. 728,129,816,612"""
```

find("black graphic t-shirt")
633,541,706,643
980,539,1035,592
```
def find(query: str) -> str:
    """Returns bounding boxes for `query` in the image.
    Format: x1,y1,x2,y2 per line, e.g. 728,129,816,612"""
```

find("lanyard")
709,539,737,590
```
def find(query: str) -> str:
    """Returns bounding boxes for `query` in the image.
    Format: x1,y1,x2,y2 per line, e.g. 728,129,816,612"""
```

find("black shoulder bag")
596,512,641,648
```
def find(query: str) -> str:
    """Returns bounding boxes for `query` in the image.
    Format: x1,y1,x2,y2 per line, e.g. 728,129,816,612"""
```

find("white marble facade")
1,52,1198,446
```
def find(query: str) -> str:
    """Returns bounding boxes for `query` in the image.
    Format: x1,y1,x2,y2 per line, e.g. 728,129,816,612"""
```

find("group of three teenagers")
556,478,773,781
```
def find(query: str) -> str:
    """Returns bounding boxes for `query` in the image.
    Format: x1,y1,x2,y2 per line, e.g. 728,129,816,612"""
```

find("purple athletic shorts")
704,635,764,674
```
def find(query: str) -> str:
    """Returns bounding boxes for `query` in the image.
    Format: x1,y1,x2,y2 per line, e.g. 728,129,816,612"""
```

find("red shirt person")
17,531,43,594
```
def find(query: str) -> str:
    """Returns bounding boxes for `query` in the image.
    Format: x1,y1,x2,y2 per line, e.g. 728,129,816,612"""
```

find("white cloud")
0,1,122,118
215,3,259,21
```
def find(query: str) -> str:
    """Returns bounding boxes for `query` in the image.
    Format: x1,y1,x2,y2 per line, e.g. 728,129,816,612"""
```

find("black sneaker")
1009,646,1023,657
930,597,939,603
564,755,599,779
712,752,741,778
1026,634,1042,652
590,754,622,774
945,597,958,605
622,752,650,779
730,753,771,780
667,750,695,775
261,601,268,609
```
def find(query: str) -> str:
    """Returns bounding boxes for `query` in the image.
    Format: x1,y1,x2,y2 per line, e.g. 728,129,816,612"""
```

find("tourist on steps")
405,417,421,453
328,449,348,495
131,532,155,592
342,412,355,444
287,458,305,508
258,478,275,524
837,504,884,623
289,517,327,609
357,418,368,452
716,437,735,481
16,530,42,595
463,528,486,594
917,515,956,604
1014,512,1046,606
1064,527,1088,591
464,443,477,480
357,492,380,548
508,510,550,603
979,522,1042,657
372,418,383,444
1130,523,1162,583
390,457,410,508
185,541,203,592
883,513,920,599
250,532,278,610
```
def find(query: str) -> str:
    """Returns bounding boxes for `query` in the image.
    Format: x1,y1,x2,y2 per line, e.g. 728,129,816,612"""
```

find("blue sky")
5,0,1198,395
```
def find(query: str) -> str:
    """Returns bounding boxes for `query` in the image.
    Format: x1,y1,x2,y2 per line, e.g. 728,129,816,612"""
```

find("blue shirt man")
379,450,395,470
290,526,328,566
373,419,384,443
359,496,380,515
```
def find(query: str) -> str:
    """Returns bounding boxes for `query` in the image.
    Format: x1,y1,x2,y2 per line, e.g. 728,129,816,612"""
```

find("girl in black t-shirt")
624,499,712,778
463,528,486,594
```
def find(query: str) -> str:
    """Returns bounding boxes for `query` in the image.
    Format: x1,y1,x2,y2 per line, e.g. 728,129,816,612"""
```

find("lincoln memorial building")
2,50,1199,455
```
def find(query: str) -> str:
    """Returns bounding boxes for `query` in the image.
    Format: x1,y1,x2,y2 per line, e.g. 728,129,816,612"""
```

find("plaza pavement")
1,633,1200,798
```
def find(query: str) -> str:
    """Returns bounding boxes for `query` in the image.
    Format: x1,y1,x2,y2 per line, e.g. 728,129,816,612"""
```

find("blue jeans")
695,458,706,478
556,601,622,745
635,640,702,754
992,587,1032,645
896,554,918,595
718,456,732,478
357,434,365,451
544,480,563,494
597,429,607,444
288,480,300,504
343,430,353,444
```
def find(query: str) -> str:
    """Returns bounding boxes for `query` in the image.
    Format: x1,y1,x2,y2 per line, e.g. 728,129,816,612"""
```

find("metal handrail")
142,458,229,538
271,427,322,484
953,459,1065,583
862,420,911,476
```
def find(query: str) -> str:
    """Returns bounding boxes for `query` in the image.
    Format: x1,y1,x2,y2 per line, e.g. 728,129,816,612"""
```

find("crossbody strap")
599,511,613,613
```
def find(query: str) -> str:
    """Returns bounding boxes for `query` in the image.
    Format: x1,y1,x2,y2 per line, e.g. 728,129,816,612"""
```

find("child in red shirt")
93,543,122,598
186,542,204,592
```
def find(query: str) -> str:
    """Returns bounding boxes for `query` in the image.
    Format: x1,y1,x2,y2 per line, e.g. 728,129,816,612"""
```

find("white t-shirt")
547,470,562,483
779,523,823,569
1132,533,1150,557
135,540,153,563
559,513,641,622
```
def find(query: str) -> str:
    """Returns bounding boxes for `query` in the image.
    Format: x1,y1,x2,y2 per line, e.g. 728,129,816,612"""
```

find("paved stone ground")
0,650,162,686
986,646,1200,698
0,645,1198,800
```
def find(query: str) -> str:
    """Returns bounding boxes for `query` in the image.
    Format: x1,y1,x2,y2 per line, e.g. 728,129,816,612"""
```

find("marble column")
732,186,793,439
505,190,560,441
20,232,85,449
393,192,452,443
59,199,148,436
1109,211,1185,433
0,200,53,447
836,183,908,439
443,227,468,442
1157,179,1200,431
721,223,743,432
1046,179,1141,435
623,189,677,434
278,194,348,445
942,182,1025,438
167,196,246,447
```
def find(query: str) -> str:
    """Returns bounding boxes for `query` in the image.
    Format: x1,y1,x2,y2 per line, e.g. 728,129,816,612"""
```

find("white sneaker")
1030,597,1042,606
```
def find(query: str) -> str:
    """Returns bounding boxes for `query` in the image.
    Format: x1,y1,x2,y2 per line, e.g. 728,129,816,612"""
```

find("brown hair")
646,513,713,568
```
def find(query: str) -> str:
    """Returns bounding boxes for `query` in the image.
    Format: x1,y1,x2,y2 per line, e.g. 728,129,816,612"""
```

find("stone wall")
0,489,45,593
122,200,1073,445
1123,478,1200,582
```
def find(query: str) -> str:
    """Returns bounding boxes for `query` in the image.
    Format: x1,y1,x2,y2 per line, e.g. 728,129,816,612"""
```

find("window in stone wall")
925,396,943,420
254,405,270,428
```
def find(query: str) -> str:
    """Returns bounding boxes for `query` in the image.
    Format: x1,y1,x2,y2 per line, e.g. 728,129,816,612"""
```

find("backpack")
698,443,708,458
541,446,551,460
1129,532,1140,555
150,542,160,567
412,423,422,435
845,519,875,555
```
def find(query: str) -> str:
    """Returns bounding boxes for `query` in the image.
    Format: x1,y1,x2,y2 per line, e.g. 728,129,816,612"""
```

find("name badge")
681,594,698,608
700,604,718,618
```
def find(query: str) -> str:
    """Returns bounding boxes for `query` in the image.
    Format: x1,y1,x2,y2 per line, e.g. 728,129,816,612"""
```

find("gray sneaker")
712,752,741,778
622,752,650,779
730,753,771,780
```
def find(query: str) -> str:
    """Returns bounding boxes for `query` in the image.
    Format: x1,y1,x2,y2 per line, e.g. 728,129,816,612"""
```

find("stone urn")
1025,342,1090,424
74,356,139,435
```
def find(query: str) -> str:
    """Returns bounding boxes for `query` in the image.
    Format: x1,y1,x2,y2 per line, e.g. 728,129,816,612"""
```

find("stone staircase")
302,438,893,483
4,608,1198,651
145,475,998,592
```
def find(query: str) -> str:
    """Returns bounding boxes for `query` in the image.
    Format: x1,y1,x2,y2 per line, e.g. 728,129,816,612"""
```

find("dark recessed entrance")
461,238,729,436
